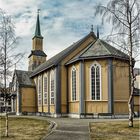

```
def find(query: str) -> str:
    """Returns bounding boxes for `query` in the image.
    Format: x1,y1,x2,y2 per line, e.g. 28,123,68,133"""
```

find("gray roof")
66,39,129,65
30,32,96,77
15,70,35,87
28,50,47,58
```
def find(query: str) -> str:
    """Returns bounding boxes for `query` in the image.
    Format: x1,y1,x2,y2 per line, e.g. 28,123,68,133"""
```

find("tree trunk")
128,9,134,127
5,112,8,137
128,66,134,127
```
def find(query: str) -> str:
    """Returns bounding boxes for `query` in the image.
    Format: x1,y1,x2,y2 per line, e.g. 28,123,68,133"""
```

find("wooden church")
11,12,131,118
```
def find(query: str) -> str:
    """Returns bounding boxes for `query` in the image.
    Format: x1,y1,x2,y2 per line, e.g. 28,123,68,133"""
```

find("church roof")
66,39,129,65
14,70,35,87
28,50,47,58
30,32,96,77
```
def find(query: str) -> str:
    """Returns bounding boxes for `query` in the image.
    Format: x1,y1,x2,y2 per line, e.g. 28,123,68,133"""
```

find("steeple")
33,9,43,39
28,9,47,71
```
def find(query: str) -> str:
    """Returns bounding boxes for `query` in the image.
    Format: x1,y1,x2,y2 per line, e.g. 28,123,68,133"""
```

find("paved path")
44,118,93,140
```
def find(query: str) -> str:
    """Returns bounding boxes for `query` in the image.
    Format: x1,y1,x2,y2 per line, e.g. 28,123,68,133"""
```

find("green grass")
0,117,49,140
90,120,140,140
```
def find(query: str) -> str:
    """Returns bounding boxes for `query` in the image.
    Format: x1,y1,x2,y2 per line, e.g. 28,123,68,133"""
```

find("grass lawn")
0,116,50,140
90,120,140,140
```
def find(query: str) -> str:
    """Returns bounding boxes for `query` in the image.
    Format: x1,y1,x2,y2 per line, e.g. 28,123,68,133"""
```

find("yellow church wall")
60,66,67,113
86,101,108,113
114,101,128,114
21,87,36,112
38,106,43,112
113,60,129,114
69,101,79,113
43,105,48,112
50,105,55,113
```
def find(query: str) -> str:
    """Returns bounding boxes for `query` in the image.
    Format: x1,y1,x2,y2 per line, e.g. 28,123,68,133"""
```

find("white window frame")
50,70,55,105
38,76,42,105
71,66,77,101
43,74,48,105
90,62,102,101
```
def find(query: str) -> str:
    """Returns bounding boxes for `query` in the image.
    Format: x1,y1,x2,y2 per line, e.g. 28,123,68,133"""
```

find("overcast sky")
0,0,139,70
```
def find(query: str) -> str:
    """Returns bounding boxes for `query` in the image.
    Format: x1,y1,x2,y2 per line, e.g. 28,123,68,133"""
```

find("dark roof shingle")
15,70,35,87
28,50,47,58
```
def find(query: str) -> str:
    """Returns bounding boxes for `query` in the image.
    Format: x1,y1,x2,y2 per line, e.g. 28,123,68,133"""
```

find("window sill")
85,100,108,102
69,100,79,103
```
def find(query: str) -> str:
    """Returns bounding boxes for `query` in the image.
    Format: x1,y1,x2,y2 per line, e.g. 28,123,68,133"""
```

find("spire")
91,25,93,32
97,26,99,38
34,9,43,38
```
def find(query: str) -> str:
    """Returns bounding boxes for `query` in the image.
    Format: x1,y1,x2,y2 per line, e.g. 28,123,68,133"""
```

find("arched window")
71,66,76,101
43,75,48,105
50,70,54,105
90,62,101,100
38,76,42,105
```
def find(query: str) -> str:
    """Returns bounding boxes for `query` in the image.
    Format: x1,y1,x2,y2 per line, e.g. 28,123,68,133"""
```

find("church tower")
28,10,47,71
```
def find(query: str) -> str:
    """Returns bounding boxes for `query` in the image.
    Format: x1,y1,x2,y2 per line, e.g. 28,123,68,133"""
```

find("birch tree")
95,0,140,127
0,9,24,136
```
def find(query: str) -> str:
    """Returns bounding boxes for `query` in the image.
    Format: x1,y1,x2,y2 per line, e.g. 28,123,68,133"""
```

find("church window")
50,70,55,105
38,77,42,105
71,66,76,101
43,76,48,105
90,62,101,100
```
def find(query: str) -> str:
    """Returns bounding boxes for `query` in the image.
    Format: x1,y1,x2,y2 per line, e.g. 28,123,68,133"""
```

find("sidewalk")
44,118,91,140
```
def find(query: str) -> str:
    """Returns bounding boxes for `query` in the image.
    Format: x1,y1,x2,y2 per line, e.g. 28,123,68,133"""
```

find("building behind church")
10,12,140,117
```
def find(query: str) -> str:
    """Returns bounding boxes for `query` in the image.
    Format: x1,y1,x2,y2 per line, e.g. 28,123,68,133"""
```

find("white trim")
68,114,80,118
71,66,77,101
89,61,102,101
85,100,107,102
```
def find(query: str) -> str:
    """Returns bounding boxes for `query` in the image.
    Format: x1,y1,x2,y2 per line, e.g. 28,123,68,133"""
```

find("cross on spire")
37,9,40,14
91,25,93,32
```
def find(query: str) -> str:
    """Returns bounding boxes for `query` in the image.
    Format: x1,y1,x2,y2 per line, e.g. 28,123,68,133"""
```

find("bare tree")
0,9,24,136
95,0,140,127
